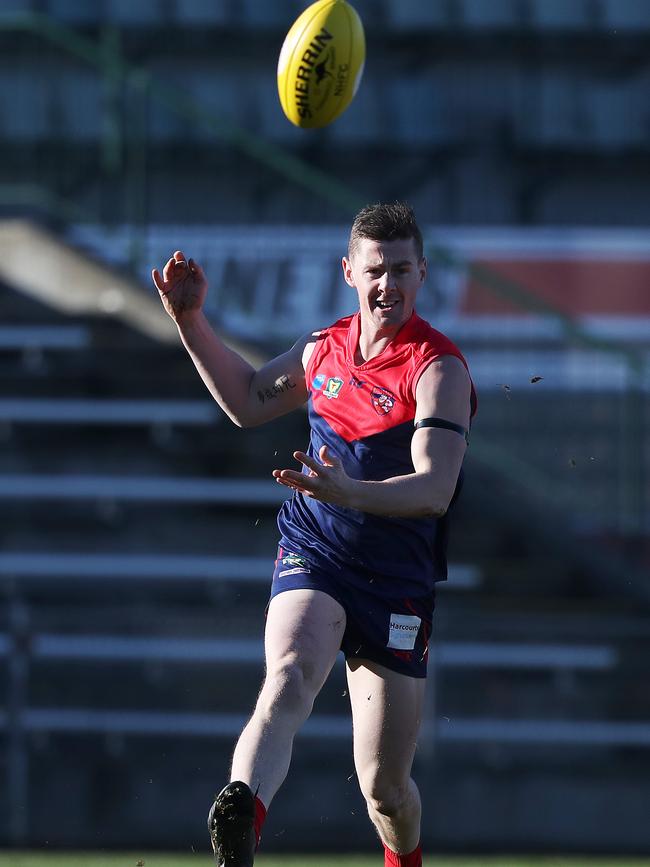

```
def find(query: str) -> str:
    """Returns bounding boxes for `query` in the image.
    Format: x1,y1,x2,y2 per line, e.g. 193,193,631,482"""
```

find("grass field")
2,855,649,867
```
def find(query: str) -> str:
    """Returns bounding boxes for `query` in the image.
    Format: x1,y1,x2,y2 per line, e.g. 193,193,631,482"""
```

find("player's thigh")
265,588,346,690
346,658,425,784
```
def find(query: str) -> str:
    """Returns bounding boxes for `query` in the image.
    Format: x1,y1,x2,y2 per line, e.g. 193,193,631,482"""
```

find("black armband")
414,416,470,445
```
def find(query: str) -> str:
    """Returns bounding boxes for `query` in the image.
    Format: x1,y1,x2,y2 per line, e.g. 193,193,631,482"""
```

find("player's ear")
419,256,427,283
342,256,355,287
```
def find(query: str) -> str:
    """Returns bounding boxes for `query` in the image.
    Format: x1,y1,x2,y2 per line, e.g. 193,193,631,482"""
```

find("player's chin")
373,303,395,317
374,304,408,325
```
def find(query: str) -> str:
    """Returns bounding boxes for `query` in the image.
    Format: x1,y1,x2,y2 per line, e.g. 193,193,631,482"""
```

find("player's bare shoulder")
301,329,324,371
419,354,470,388
415,355,472,427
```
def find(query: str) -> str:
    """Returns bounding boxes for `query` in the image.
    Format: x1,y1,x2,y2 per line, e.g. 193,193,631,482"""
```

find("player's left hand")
273,445,354,507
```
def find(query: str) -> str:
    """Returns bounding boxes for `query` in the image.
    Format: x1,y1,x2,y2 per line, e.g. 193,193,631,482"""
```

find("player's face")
342,237,426,331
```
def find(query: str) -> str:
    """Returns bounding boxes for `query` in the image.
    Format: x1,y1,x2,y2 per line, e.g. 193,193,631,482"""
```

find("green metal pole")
126,68,151,273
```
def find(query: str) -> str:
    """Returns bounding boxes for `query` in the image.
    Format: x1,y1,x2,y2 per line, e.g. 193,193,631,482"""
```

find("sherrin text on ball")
277,0,366,129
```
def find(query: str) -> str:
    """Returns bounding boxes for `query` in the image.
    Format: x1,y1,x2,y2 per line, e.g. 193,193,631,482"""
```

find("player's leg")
346,658,425,865
231,587,346,805
209,587,345,865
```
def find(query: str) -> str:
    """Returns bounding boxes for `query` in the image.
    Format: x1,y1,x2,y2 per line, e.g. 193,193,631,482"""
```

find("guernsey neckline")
345,310,419,370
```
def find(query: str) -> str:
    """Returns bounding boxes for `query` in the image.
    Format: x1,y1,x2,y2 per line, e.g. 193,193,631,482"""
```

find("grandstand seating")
513,70,650,154
3,0,650,33
525,0,594,30
587,77,650,151
0,323,90,350
0,70,50,141
459,0,522,29
599,0,650,30
1,30,648,227
240,0,300,29
174,0,232,26
384,76,459,148
1,4,650,225
385,0,451,29
45,0,100,23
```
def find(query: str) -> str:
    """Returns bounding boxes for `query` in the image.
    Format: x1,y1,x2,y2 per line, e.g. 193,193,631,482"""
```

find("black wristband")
414,416,469,444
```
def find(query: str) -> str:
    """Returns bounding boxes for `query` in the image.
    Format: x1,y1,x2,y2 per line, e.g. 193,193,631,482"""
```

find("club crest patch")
282,554,308,569
323,377,344,399
370,386,395,415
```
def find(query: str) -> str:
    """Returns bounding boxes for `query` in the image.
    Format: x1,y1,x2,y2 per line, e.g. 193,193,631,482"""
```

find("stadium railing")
4,601,639,748
0,549,480,586
0,324,90,351
0,397,219,425
3,627,646,748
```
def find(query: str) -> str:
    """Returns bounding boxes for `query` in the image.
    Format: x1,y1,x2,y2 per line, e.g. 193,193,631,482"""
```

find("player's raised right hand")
152,250,208,324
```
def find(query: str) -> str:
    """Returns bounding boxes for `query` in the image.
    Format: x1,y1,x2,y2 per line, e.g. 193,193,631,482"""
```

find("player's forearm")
346,472,452,518
176,311,256,426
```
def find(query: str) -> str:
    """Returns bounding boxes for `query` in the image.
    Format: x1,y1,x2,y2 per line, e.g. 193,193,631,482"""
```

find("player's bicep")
411,356,472,504
246,332,316,423
414,355,472,431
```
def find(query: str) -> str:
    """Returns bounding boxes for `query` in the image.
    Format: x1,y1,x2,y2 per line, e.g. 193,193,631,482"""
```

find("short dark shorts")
270,547,435,679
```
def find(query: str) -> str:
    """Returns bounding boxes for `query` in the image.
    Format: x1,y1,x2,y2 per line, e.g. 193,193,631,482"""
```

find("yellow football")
277,0,366,129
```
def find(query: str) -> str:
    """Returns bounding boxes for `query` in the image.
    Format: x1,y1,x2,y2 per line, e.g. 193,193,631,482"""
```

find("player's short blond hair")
348,202,424,261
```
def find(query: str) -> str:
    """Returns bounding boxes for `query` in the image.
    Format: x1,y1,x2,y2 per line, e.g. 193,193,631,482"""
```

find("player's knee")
361,775,410,819
261,655,318,717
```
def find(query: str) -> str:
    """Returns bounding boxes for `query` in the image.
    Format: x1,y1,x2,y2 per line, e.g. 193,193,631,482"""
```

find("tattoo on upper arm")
257,374,297,404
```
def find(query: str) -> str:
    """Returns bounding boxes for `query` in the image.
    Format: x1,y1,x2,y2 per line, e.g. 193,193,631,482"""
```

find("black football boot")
207,780,256,867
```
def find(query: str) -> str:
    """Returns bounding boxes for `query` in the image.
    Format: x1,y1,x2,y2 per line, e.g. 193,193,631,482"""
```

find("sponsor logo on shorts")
278,566,311,577
312,373,326,390
323,376,344,399
371,386,395,415
387,613,421,651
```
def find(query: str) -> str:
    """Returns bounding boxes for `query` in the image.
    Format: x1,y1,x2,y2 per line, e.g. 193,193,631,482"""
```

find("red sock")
254,795,267,849
383,842,422,867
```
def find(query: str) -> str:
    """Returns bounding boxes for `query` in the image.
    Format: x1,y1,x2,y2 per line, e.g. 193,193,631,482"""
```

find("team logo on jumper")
278,553,310,578
312,373,326,390
370,386,395,415
323,376,344,399
387,614,421,651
